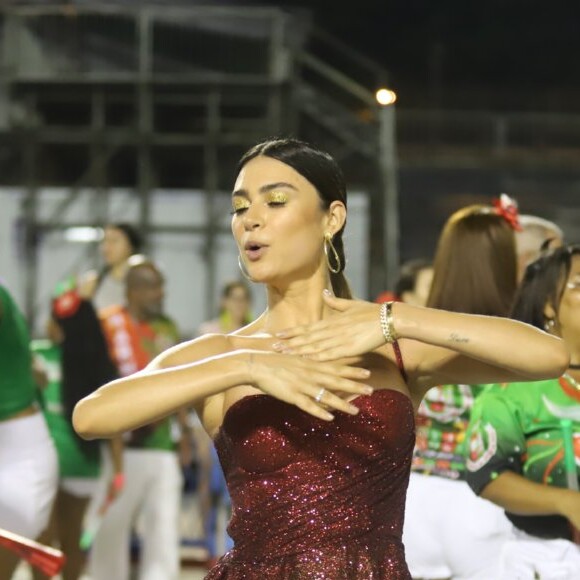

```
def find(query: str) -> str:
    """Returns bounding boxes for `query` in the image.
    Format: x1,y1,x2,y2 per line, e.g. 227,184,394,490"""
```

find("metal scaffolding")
0,3,395,327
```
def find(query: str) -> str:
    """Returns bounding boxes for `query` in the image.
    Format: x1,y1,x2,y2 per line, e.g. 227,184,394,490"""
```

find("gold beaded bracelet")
380,301,398,344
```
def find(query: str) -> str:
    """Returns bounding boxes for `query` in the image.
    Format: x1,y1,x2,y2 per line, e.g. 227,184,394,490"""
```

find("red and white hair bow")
492,194,522,231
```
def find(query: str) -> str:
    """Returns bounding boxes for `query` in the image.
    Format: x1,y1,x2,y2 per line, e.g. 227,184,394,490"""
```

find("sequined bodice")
207,390,415,579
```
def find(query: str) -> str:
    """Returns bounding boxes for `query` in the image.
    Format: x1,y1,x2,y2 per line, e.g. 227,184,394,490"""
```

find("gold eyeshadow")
232,197,251,212
266,191,289,204
231,191,289,213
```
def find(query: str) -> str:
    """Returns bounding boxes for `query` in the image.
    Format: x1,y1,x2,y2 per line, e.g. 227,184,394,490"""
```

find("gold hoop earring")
238,255,252,282
324,233,341,274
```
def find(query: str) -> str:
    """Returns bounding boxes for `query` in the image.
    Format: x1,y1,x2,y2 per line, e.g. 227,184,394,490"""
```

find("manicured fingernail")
323,289,332,296
363,386,374,394
272,342,283,350
348,405,359,415
361,369,371,377
325,412,334,421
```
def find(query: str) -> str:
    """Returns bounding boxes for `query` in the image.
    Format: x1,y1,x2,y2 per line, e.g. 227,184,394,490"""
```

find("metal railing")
0,4,290,82
397,109,580,156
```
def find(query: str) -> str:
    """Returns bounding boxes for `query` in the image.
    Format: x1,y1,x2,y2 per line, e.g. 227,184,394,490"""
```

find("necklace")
563,373,580,390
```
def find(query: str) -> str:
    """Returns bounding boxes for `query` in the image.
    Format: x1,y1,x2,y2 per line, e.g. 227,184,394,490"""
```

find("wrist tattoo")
449,332,469,343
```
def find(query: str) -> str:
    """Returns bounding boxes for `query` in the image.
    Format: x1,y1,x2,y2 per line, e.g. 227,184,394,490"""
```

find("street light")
376,87,399,292
375,88,397,106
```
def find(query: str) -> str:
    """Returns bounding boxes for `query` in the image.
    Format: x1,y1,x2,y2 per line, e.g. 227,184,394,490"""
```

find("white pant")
61,477,99,498
499,528,580,580
403,472,513,580
0,412,58,539
89,449,183,580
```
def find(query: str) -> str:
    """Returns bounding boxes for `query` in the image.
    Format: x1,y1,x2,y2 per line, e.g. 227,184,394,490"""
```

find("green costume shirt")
465,378,580,540
0,285,37,420
412,383,486,480
32,340,100,478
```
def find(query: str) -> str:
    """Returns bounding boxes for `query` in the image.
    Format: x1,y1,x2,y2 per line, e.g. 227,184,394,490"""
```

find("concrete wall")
0,187,369,337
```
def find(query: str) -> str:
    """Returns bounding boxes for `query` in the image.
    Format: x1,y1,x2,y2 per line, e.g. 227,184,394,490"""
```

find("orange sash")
99,306,154,376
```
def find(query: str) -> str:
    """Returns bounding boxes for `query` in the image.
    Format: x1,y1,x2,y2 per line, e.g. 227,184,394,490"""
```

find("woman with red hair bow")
403,196,525,580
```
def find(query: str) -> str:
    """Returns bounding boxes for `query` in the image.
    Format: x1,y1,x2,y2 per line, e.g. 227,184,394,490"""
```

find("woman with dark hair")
465,245,580,579
375,259,433,306
74,139,567,579
403,198,522,580
81,223,143,310
31,293,118,580
395,259,433,306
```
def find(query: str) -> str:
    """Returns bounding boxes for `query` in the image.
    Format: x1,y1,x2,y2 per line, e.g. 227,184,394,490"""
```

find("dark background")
262,0,580,112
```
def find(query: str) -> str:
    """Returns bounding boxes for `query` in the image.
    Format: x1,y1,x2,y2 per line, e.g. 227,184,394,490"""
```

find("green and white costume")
465,378,580,579
403,384,512,580
0,285,58,538
466,378,580,540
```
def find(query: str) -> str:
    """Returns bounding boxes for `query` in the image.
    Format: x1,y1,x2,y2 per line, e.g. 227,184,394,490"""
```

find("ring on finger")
314,388,326,403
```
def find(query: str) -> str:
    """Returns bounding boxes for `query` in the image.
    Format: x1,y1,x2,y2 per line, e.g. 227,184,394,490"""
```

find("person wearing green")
466,244,580,579
0,283,58,578
28,280,119,580
33,339,101,481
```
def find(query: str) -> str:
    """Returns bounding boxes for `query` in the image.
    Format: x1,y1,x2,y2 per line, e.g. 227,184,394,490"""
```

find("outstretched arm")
73,335,242,439
397,302,568,390
73,333,373,439
274,294,569,391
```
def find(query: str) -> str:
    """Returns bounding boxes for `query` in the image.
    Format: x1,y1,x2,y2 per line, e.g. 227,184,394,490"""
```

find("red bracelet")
112,473,125,491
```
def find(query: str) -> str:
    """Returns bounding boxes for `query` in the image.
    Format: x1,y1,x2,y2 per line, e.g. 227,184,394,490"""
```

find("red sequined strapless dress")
206,389,415,579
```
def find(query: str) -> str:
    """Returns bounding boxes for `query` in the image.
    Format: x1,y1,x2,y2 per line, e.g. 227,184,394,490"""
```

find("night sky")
258,0,580,264
263,0,580,112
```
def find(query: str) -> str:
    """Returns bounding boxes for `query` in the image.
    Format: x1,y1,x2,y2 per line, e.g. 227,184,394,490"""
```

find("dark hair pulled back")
238,138,352,299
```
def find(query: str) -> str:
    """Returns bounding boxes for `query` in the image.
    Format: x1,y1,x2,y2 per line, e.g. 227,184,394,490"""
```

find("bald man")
516,215,564,280
90,256,190,580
